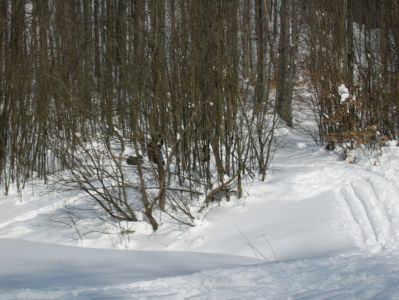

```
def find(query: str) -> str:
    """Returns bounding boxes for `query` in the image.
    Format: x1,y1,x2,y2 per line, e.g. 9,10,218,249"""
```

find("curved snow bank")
3,249,399,300
0,239,260,293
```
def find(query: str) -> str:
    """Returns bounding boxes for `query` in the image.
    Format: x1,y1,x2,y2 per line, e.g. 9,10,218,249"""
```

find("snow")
0,238,260,299
3,240,399,299
3,113,399,298
97,252,399,300
338,83,350,103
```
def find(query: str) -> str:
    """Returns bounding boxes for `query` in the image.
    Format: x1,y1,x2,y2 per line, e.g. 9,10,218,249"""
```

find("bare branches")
2,0,284,230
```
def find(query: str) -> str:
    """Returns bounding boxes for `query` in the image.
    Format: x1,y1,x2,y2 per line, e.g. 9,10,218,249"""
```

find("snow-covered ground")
0,238,260,299
3,239,399,299
2,120,399,298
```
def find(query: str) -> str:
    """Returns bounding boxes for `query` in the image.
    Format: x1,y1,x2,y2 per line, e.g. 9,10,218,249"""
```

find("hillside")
2,120,399,299
1,1,399,298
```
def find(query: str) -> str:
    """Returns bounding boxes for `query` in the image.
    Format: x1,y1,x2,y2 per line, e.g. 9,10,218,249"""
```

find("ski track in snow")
338,173,399,250
338,186,370,246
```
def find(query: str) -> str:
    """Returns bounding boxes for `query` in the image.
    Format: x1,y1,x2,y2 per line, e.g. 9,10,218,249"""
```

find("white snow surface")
0,238,260,299
2,120,399,298
338,84,350,103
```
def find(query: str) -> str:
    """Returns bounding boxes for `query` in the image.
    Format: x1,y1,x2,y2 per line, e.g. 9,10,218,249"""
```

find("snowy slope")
3,131,398,259
0,238,260,298
2,239,399,299
131,132,399,259
67,251,399,300
2,122,399,298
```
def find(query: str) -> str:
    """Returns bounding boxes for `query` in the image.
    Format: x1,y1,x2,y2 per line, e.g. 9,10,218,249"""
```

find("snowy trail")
275,131,399,252
3,249,399,300
2,127,399,298
107,251,399,300
3,138,399,258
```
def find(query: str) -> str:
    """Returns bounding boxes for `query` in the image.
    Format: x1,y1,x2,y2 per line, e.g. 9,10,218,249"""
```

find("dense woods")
0,0,398,229
304,0,399,150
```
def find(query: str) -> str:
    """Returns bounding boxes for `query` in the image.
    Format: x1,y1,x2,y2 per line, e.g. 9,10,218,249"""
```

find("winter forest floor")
2,114,399,299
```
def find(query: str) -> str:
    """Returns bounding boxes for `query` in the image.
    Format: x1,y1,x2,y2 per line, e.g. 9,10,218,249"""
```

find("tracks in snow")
339,176,399,249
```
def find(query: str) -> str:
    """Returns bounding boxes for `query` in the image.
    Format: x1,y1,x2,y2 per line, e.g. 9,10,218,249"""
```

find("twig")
234,225,270,262
263,234,278,262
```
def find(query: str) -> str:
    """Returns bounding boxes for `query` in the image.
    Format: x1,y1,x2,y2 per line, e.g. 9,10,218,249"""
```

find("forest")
0,0,398,230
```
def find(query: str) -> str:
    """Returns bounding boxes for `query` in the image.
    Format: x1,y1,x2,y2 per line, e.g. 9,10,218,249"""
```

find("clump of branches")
50,125,204,231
